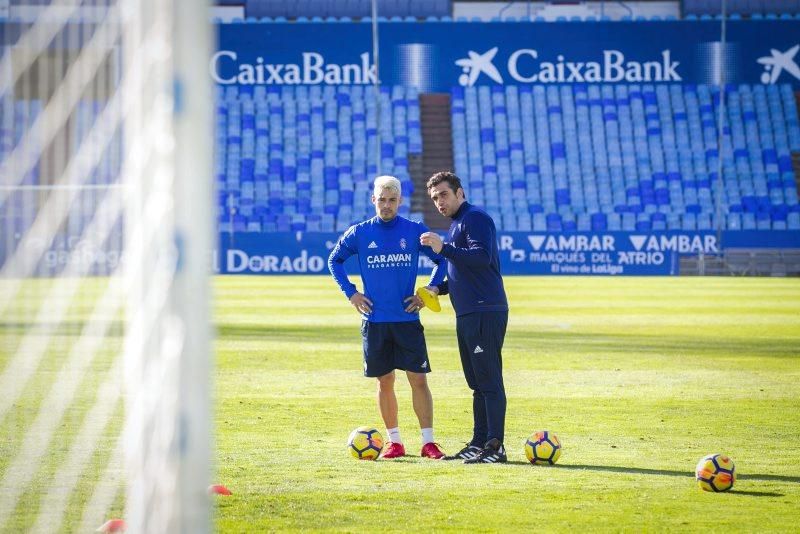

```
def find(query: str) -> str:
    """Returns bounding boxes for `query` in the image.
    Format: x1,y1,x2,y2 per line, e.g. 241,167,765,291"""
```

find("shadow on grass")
555,463,690,477
738,473,800,483
217,323,356,342
507,330,799,359
729,490,785,497
554,464,800,485
395,460,796,494
0,320,124,337
216,322,799,359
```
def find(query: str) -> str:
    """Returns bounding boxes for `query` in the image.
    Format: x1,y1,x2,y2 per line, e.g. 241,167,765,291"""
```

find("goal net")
0,1,214,532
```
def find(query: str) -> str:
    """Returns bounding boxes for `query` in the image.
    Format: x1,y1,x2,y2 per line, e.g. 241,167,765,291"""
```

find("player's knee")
405,371,428,389
376,372,395,391
482,389,506,402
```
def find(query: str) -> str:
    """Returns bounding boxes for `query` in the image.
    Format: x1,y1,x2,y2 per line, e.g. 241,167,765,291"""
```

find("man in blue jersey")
328,175,448,460
421,171,509,464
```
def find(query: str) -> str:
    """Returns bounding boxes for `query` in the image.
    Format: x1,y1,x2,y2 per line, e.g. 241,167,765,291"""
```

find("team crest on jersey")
400,238,407,250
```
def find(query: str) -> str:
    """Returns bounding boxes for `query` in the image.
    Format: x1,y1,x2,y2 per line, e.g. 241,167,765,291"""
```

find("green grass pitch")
1,276,799,531
213,276,800,532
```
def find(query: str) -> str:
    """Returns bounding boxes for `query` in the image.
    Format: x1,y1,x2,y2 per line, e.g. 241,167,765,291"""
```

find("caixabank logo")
210,51,377,85
757,44,800,84
455,47,682,85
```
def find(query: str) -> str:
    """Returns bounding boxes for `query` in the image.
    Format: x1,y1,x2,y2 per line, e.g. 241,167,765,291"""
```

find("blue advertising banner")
496,232,678,275
2,230,797,277
0,234,123,277
215,230,800,276
214,21,800,91
217,232,342,274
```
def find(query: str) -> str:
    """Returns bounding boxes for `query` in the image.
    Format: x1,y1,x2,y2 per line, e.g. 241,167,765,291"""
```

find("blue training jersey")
328,215,447,323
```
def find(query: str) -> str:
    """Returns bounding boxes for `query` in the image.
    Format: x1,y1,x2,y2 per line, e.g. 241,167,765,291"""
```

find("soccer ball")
695,453,735,492
524,431,562,465
347,426,384,460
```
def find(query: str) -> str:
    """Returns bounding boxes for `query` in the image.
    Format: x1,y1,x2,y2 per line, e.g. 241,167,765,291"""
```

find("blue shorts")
361,320,430,377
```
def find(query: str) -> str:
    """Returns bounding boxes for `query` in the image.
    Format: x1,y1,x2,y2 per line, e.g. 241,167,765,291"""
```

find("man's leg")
469,311,508,445
406,371,444,458
363,321,404,457
376,371,398,430
462,311,510,464
440,315,487,461
391,321,443,458
390,321,433,432
405,371,432,430
361,321,397,439
377,371,406,458
456,314,488,447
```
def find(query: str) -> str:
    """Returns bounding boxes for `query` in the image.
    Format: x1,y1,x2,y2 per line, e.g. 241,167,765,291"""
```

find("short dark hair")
426,171,463,194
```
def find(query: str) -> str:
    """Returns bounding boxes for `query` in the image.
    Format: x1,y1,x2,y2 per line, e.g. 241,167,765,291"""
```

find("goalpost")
0,1,213,532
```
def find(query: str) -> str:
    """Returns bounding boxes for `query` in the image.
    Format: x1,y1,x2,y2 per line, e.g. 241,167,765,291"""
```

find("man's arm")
329,228,374,314
419,224,448,288
327,227,359,299
427,252,447,288
422,213,493,268
433,279,448,296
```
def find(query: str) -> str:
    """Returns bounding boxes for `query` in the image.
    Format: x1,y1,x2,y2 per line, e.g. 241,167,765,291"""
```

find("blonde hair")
373,175,401,197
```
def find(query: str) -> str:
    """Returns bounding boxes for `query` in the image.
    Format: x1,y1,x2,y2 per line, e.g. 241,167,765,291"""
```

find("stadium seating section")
243,0,451,20
683,0,800,17
451,83,800,231
216,85,423,233
217,14,800,22
5,0,800,20
211,0,800,21
211,81,800,233
1,99,39,244
0,99,123,267
4,81,799,236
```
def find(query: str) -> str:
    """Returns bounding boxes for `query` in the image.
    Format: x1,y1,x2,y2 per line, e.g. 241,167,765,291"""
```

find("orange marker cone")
96,518,126,532
208,484,232,496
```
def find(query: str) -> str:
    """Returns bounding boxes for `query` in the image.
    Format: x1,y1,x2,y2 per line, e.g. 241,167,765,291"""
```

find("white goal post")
0,1,214,532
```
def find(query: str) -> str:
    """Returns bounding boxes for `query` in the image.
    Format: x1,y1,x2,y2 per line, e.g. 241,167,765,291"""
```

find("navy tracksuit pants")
456,310,508,445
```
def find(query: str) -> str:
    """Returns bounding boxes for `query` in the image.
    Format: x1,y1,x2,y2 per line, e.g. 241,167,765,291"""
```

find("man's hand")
424,285,439,296
404,294,424,313
420,232,443,253
349,292,373,314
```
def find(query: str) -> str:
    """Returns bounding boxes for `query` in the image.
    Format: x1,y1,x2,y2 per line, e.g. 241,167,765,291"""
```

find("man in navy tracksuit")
329,175,448,460
421,171,509,464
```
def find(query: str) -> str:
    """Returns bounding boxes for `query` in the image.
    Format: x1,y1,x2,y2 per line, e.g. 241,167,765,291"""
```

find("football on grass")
696,453,735,492
348,427,383,460
524,431,562,465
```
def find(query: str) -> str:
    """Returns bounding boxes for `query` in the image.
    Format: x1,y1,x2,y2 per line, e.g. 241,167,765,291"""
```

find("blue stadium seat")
218,79,800,235
450,81,800,232
214,84,423,232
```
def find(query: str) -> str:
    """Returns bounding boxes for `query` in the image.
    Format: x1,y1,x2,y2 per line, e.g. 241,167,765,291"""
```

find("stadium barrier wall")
214,21,800,90
215,231,800,276
3,231,799,277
